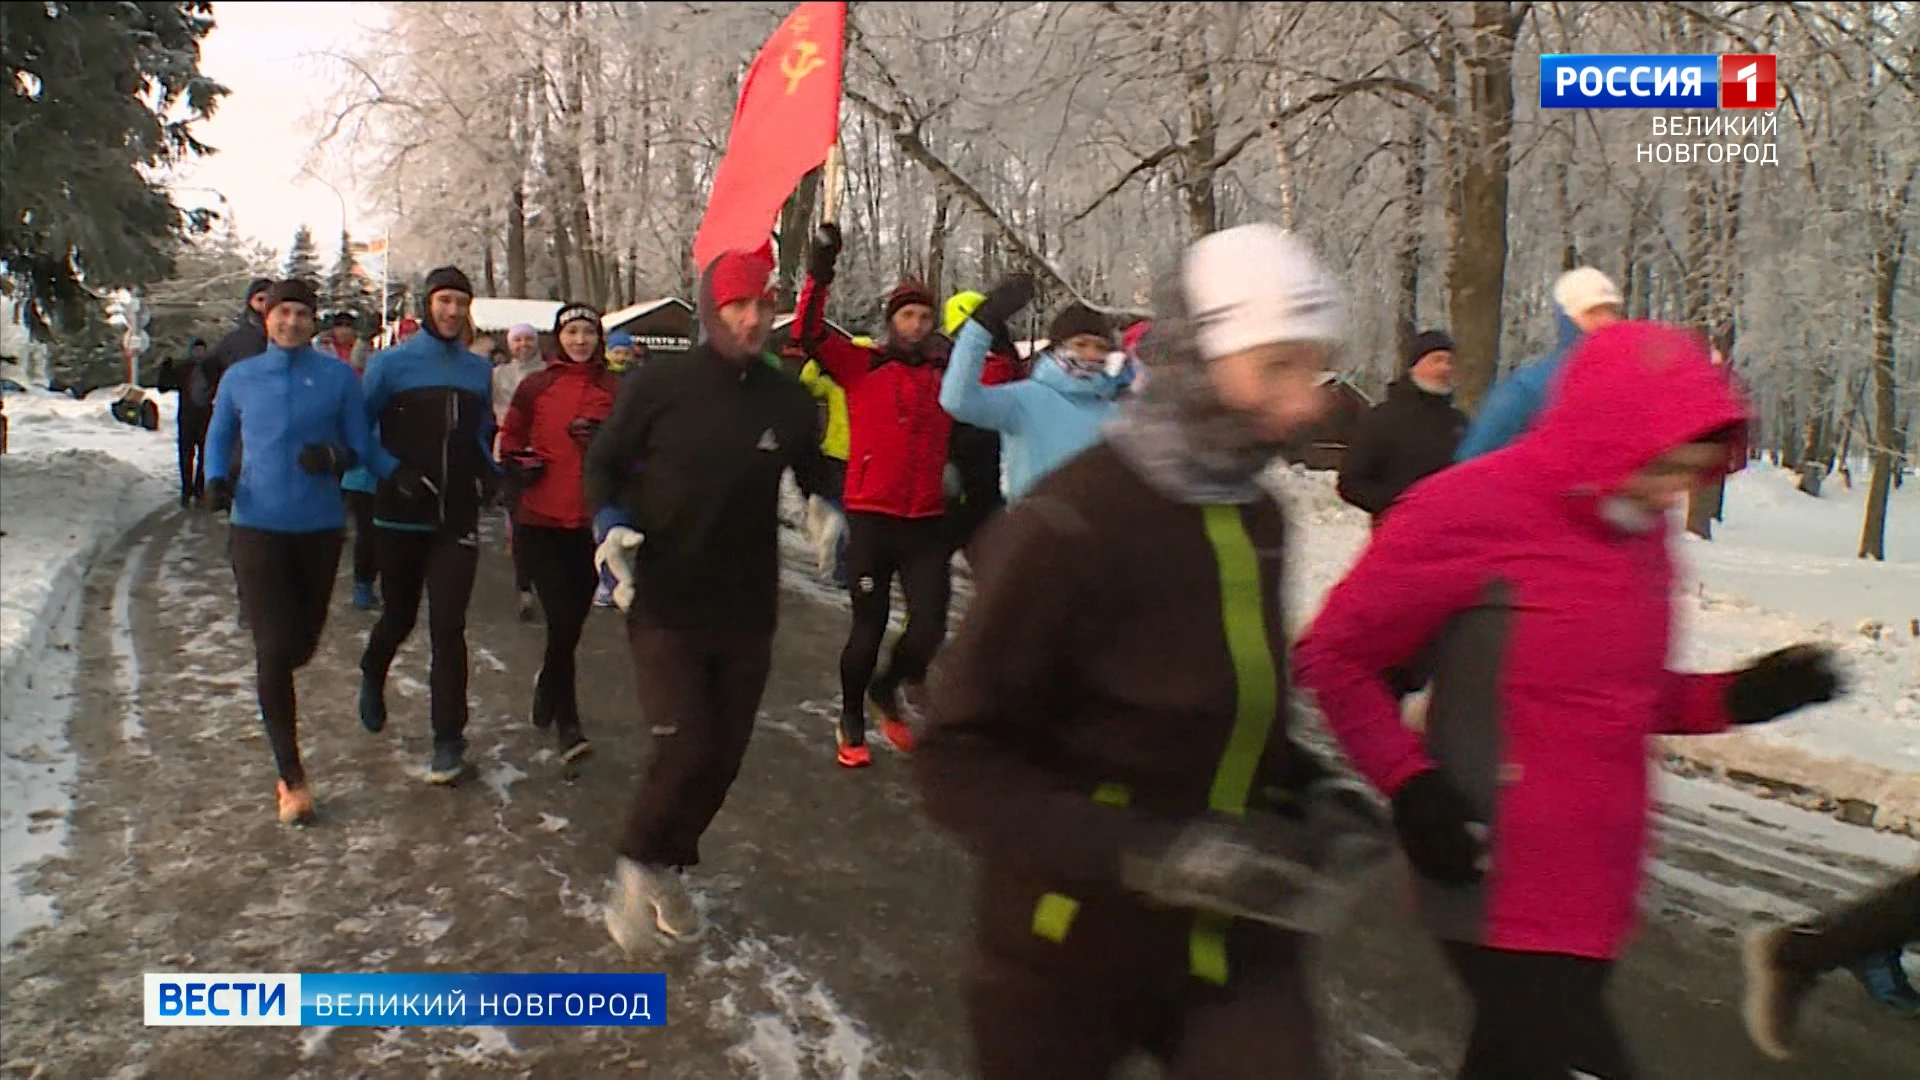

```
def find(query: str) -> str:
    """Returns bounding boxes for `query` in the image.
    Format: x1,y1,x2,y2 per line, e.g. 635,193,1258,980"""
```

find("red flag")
693,2,846,274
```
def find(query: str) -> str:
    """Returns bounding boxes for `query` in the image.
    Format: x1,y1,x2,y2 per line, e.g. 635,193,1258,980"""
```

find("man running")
796,224,954,768
203,279,380,824
357,266,499,785
589,247,821,948
157,338,216,508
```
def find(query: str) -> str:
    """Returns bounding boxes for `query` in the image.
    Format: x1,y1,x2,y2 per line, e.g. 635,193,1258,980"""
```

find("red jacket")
795,276,952,519
1295,322,1750,962
499,359,620,529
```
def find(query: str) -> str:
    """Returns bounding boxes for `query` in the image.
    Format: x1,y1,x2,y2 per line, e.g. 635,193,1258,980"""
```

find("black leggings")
1442,942,1633,1080
517,524,597,732
360,528,480,748
1779,868,1920,974
176,412,208,501
231,527,344,785
838,511,952,743
346,491,377,585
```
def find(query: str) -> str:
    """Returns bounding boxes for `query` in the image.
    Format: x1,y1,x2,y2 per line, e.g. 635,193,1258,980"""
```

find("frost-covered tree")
0,1,228,331
283,225,323,286
327,231,378,324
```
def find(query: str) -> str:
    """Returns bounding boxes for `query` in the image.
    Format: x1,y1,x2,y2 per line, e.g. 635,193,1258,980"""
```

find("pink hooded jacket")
1294,322,1749,960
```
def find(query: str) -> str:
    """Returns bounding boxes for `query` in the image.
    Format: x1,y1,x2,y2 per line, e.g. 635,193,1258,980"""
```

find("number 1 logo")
1719,54,1777,109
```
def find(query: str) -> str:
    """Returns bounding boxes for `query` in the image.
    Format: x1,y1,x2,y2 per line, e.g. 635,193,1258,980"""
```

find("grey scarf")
1104,277,1292,506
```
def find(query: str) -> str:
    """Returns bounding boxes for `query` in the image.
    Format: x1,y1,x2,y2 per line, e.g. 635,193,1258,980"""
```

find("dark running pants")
176,411,208,502
505,496,533,594
517,524,597,732
346,491,377,585
360,528,480,749
838,511,952,743
966,948,1325,1079
619,615,773,868
230,527,344,786
1778,868,1920,974
1441,942,1634,1080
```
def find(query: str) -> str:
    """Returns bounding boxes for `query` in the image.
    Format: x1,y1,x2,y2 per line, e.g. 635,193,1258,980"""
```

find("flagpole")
822,142,844,225
378,229,389,340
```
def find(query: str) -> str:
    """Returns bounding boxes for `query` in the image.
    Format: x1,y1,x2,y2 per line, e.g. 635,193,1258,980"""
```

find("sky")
167,2,385,261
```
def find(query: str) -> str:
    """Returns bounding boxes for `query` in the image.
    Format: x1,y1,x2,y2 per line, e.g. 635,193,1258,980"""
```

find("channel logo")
1541,54,1776,110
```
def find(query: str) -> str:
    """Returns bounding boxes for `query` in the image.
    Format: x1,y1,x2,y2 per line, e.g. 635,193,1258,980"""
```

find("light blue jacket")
939,320,1127,501
1455,309,1584,462
204,345,381,533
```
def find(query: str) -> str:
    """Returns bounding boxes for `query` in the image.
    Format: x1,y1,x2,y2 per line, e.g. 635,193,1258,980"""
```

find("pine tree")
1,2,228,332
326,231,378,323
284,225,322,286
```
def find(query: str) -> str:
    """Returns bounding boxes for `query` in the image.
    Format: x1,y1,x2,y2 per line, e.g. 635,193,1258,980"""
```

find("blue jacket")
939,320,1127,501
204,345,380,533
1455,310,1584,462
361,331,498,535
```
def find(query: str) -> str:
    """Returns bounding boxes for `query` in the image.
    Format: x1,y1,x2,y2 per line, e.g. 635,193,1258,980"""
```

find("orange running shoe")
878,716,916,754
836,740,872,769
277,780,315,826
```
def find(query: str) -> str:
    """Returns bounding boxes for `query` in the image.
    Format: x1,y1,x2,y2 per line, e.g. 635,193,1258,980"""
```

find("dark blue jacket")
1455,310,1584,462
204,345,380,533
361,331,498,536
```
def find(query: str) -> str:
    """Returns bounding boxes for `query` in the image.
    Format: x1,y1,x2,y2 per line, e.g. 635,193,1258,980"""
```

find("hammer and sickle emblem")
781,40,826,95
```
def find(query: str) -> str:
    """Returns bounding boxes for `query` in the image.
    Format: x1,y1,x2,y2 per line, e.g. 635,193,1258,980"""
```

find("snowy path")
3,504,1918,1078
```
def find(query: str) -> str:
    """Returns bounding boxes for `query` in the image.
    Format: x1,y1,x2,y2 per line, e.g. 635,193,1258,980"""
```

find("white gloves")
593,526,644,612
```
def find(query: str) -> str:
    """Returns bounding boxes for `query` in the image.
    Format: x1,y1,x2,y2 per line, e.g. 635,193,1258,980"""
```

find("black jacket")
205,310,266,472
585,347,823,636
1336,378,1468,520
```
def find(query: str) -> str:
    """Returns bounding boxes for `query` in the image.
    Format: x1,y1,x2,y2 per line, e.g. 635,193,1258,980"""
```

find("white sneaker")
606,858,700,952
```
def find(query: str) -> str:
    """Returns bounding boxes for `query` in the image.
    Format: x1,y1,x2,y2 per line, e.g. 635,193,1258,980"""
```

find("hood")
1553,306,1582,355
1032,351,1126,400
1515,321,1748,502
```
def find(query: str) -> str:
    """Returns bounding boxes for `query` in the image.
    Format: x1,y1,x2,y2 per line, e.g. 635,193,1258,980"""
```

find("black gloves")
502,449,547,488
296,443,351,478
972,274,1036,339
807,223,842,283
567,417,602,450
207,477,234,514
1390,769,1487,886
1726,644,1842,725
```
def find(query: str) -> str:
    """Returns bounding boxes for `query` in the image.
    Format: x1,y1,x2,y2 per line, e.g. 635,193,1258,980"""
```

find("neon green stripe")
1189,504,1281,985
1028,784,1130,944
1191,912,1231,985
1033,893,1078,942
1200,504,1278,819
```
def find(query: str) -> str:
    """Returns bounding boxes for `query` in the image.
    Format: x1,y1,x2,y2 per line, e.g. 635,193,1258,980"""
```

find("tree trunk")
927,190,954,301
1396,111,1427,359
1181,52,1220,239
1859,238,1902,560
1446,2,1518,412
482,237,497,298
553,217,573,302
507,183,528,297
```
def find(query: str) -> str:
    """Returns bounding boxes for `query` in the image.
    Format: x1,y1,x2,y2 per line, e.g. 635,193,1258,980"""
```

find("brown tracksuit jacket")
917,441,1326,986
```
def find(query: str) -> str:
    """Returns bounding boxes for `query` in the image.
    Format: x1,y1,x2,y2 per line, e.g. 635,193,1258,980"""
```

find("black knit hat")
1047,302,1113,346
264,278,319,313
245,277,275,302
1405,329,1455,370
424,265,474,300
328,311,356,328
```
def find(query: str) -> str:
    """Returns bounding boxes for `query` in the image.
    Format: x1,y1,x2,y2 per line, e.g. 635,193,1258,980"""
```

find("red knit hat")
884,279,935,320
706,248,776,310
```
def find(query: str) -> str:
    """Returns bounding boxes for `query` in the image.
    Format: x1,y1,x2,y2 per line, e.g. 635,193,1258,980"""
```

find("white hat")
1181,224,1346,361
1552,267,1623,317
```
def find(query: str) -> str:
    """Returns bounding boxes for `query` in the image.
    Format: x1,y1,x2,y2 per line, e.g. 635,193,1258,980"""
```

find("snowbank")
1,390,178,947
1264,462,1920,834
